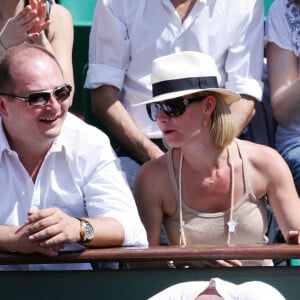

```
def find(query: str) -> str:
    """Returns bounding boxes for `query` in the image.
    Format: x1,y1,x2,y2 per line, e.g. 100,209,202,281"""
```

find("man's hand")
11,224,59,256
26,208,81,249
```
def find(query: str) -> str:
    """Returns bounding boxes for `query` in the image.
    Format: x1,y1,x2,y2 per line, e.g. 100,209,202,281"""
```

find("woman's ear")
204,95,216,113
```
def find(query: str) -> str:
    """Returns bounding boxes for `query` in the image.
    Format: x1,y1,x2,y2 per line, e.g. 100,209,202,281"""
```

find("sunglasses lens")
146,98,187,121
54,85,71,102
28,92,50,107
27,85,71,107
162,99,185,117
146,103,160,121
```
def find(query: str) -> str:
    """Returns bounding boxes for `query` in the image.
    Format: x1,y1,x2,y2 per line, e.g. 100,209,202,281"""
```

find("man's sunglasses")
146,95,207,121
0,84,72,108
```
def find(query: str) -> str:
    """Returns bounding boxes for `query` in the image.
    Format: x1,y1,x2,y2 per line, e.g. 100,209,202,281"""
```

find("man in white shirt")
0,44,148,271
84,0,264,188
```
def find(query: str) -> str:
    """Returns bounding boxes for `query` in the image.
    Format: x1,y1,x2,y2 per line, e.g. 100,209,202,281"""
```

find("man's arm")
226,0,264,135
26,208,126,249
267,43,300,127
91,85,164,163
230,94,256,136
25,131,149,249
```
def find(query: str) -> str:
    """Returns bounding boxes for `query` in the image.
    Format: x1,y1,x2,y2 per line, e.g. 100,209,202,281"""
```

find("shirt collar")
0,119,12,161
0,116,66,163
51,117,73,159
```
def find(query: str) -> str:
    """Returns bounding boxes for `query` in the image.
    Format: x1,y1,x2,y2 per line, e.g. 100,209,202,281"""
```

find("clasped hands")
0,0,50,49
14,207,81,256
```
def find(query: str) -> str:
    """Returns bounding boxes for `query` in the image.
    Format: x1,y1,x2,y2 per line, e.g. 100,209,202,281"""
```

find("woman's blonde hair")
207,92,237,147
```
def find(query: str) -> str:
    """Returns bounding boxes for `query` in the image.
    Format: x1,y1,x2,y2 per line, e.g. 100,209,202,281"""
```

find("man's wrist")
76,218,94,243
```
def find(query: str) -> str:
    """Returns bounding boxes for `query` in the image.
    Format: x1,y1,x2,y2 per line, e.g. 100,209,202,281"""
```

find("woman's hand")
0,1,51,50
27,0,51,36
287,230,300,244
0,6,39,49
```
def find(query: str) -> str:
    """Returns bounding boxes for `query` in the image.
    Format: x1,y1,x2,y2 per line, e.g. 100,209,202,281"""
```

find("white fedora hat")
137,51,240,106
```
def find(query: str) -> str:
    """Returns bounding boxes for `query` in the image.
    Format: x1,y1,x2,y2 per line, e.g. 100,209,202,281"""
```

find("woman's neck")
178,141,229,174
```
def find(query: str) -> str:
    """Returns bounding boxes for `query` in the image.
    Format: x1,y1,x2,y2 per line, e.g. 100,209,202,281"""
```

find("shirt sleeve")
265,0,294,52
84,0,130,90
84,150,148,247
70,120,148,247
225,0,264,101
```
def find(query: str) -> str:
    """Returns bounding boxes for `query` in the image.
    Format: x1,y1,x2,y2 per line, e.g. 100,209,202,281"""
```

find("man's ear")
0,96,9,117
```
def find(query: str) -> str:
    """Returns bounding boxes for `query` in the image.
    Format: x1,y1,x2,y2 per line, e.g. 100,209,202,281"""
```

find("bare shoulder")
134,153,177,220
134,154,170,203
49,4,73,24
239,140,288,173
47,4,74,45
136,154,168,185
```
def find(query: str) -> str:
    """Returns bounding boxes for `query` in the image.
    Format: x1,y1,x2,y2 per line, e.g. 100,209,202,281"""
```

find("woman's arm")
134,160,165,246
260,146,300,242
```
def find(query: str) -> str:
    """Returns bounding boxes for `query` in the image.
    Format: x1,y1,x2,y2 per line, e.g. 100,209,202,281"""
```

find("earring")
202,118,211,129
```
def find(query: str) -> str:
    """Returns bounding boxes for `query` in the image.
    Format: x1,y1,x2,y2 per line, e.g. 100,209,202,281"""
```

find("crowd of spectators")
0,0,300,279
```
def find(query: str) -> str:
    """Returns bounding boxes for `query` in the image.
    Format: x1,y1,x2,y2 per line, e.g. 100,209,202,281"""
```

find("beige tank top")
164,139,272,266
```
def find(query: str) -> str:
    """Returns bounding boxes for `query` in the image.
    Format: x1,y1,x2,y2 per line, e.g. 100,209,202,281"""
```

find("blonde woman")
134,51,300,267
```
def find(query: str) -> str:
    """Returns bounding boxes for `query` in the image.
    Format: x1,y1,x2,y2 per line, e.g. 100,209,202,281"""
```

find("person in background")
0,43,147,271
84,0,264,190
265,0,300,195
0,0,74,102
134,51,300,267
148,278,286,300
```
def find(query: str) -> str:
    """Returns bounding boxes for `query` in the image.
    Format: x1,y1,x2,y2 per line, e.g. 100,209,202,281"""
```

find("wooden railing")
0,244,300,300
1,243,300,265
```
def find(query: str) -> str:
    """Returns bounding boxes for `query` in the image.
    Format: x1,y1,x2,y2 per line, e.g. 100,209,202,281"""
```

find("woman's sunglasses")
146,95,207,121
0,84,72,108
